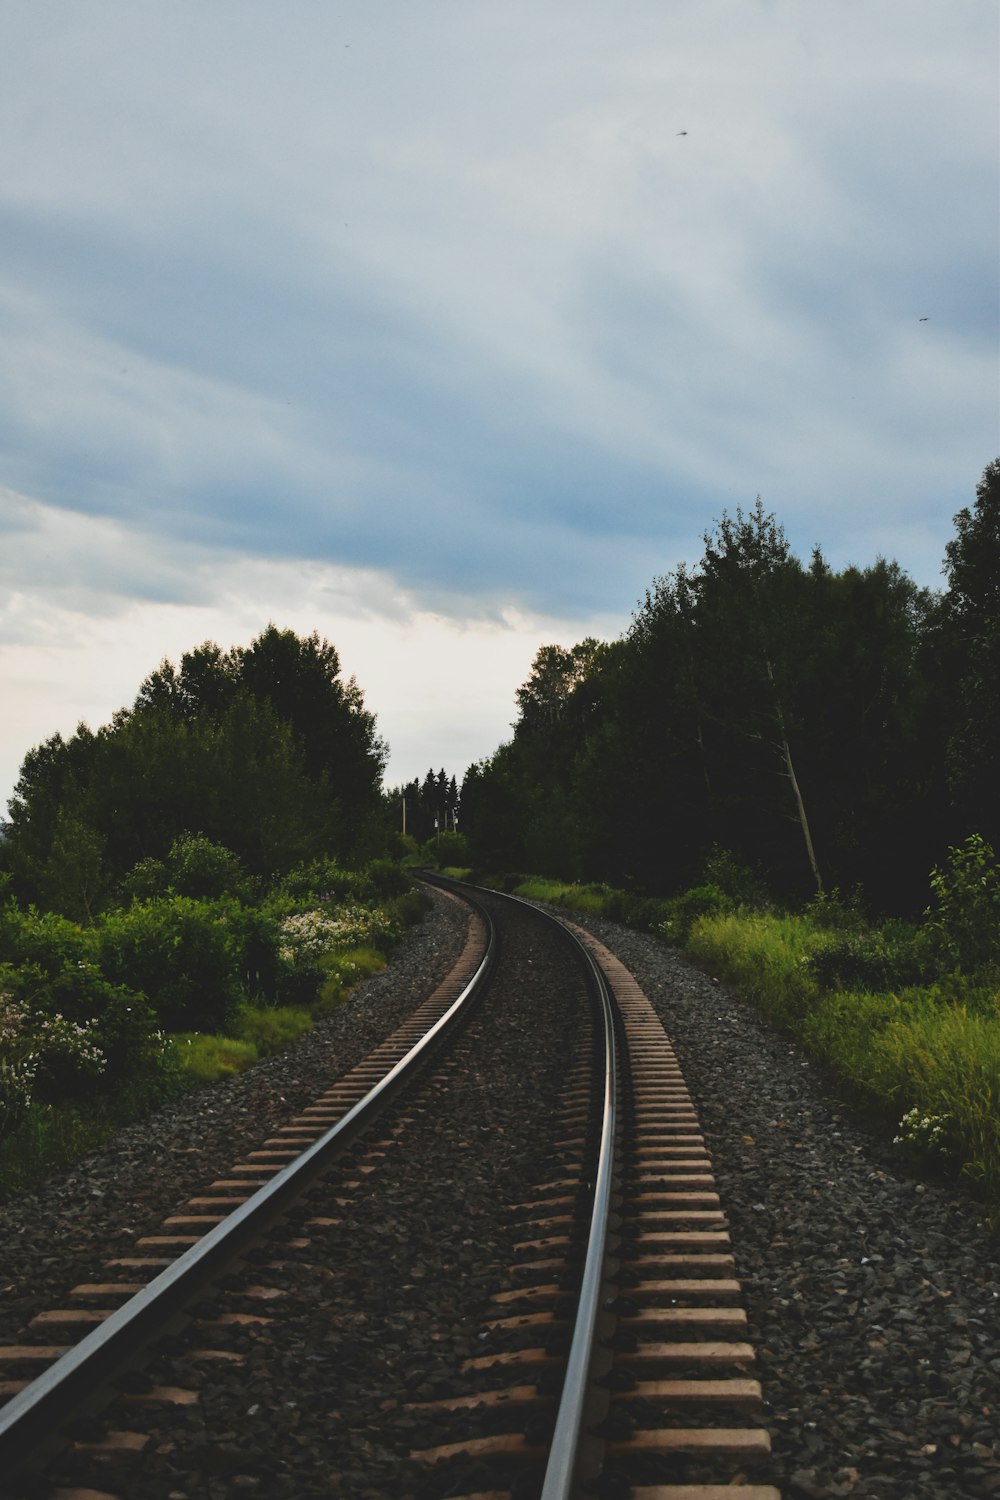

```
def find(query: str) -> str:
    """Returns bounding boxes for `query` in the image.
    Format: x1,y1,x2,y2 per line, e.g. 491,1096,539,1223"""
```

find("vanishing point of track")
0,877,779,1500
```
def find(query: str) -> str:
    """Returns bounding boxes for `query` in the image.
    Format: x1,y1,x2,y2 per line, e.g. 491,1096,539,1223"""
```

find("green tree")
3,626,388,908
941,458,1000,844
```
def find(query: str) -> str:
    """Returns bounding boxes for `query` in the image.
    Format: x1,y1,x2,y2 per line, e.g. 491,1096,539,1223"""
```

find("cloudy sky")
1,1,997,809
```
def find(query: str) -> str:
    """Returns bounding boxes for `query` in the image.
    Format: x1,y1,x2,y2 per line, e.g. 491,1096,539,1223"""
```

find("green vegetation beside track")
0,845,425,1200
482,837,1000,1212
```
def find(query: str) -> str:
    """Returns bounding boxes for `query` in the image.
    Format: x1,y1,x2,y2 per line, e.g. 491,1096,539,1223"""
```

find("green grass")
230,1004,314,1056
170,1032,259,1082
686,909,831,1026
512,878,616,916
479,865,1000,1207
0,1102,116,1199
687,907,1000,1203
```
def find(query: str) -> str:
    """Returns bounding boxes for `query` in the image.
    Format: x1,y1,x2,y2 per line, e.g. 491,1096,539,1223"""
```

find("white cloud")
0,517,629,811
0,1,995,813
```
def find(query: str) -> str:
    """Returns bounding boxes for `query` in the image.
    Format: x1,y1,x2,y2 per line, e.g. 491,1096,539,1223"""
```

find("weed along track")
0,881,777,1500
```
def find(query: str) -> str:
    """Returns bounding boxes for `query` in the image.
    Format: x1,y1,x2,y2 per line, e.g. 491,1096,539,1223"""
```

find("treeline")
0,625,389,918
460,460,1000,914
385,769,460,845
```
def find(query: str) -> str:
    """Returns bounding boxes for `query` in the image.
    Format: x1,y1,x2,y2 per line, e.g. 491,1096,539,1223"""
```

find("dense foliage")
462,461,1000,915
0,628,406,1192
488,845,1000,1204
1,626,387,917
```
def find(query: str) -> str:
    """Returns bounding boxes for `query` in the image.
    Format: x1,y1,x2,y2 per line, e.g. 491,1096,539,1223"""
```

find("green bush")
99,896,243,1032
118,857,168,903
276,858,368,904
659,884,733,945
803,886,867,932
313,973,346,1015
0,1102,113,1199
319,945,386,986
682,902,1000,1201
164,833,248,900
364,858,412,899
806,922,937,993
0,903,98,973
702,846,770,907
389,888,431,928
275,960,326,1009
926,834,1000,974
1,958,165,1104
422,832,470,869
512,878,614,916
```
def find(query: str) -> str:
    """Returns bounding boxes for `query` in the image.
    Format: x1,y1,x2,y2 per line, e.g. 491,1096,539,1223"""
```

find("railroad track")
0,879,779,1500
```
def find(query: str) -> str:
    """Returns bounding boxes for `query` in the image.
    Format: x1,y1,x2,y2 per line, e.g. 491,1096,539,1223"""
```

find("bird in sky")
677,130,688,136
919,316,929,321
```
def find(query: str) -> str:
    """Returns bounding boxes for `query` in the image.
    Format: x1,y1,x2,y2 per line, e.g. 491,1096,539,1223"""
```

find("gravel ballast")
3,888,999,1498
566,908,1000,1500
0,886,471,1346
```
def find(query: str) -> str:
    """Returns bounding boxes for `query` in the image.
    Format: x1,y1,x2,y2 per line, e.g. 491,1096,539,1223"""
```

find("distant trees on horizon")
5,457,999,921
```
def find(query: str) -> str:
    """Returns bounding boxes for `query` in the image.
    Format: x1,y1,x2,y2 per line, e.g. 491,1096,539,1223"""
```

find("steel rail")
538,913,618,1500
432,878,620,1500
0,895,497,1478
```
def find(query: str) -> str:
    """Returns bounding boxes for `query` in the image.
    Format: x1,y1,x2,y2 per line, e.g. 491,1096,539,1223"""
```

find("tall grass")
685,910,830,1025
0,1103,116,1198
511,878,618,917
688,908,1000,1201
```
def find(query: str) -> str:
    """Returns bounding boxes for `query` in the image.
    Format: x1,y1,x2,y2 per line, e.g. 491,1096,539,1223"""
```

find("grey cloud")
0,0,994,627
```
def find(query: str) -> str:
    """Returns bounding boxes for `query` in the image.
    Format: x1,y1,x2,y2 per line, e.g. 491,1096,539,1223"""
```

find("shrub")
277,904,399,964
0,1055,34,1144
364,858,412,899
314,946,387,1015
164,833,248,900
807,923,937,993
804,885,867,932
893,1107,957,1162
0,993,35,1142
610,893,672,932
389,888,430,928
0,903,98,974
422,832,470,869
926,834,1000,974
1,958,174,1112
118,857,168,903
276,858,367,904
659,884,732,945
275,961,327,1009
222,903,283,1003
313,973,346,1015
702,846,769,907
99,896,242,1032
0,983,103,1107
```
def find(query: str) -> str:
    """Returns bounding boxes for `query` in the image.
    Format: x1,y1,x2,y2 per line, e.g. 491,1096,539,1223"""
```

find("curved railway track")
0,879,779,1500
